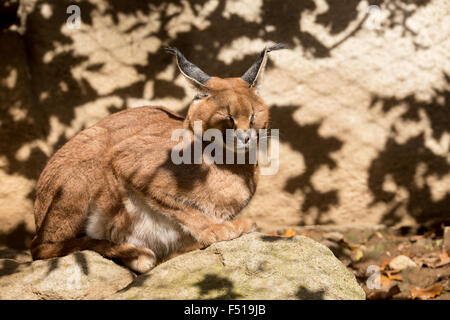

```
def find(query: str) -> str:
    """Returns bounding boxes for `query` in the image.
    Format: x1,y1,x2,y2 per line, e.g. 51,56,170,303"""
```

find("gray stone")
112,233,365,300
0,250,135,299
389,255,417,271
0,233,365,300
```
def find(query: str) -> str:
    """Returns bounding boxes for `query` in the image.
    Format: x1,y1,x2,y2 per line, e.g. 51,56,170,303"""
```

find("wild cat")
31,44,285,273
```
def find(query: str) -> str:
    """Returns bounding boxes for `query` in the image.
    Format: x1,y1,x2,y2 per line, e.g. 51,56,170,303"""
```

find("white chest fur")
86,189,188,259
123,191,186,258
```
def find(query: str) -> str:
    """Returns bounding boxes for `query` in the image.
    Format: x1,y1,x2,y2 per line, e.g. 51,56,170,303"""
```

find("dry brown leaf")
424,230,436,238
283,229,296,238
380,274,391,289
387,273,403,281
411,284,443,300
380,259,391,271
434,258,450,268
367,285,400,300
267,231,278,236
300,232,309,238
413,252,440,268
409,231,435,242
414,251,450,268
384,269,401,275
410,235,424,242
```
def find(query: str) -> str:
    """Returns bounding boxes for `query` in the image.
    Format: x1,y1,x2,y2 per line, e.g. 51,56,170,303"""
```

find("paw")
122,248,156,274
197,221,238,247
233,218,258,234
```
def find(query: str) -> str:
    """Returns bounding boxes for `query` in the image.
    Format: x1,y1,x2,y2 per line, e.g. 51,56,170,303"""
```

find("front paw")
196,221,238,247
196,219,257,247
121,247,156,274
233,218,257,234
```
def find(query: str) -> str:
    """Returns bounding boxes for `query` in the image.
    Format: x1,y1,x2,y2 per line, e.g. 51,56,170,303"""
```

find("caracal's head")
166,45,285,150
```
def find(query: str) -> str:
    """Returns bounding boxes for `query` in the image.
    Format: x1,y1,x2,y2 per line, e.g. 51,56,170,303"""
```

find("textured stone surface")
112,233,365,300
0,233,364,300
0,250,135,299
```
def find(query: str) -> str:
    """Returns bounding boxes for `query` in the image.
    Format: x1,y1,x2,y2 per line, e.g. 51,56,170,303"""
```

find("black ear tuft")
241,43,287,89
164,46,179,56
164,46,211,86
267,43,287,52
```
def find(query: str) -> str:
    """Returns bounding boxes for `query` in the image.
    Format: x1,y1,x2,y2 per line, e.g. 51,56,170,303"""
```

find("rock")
112,233,365,300
0,251,134,299
0,233,365,300
324,232,344,242
389,255,417,271
0,247,32,262
444,227,450,254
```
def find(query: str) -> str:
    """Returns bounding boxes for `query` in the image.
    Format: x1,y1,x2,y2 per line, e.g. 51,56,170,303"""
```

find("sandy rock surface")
0,250,135,299
0,233,365,300
112,233,365,300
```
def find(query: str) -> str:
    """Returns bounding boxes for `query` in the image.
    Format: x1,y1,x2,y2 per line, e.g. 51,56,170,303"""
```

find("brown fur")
31,77,270,273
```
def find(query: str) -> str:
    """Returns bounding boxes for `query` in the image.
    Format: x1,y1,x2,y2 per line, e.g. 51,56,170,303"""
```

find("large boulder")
0,233,364,300
112,233,365,300
0,250,135,299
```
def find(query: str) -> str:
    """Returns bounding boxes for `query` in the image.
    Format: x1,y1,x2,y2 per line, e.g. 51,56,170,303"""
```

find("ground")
269,224,450,300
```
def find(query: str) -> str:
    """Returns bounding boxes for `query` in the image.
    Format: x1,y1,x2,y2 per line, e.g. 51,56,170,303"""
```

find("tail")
31,237,148,261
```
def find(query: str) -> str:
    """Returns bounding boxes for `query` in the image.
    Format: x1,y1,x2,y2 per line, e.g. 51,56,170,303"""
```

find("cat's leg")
32,189,156,273
31,237,156,273
159,206,257,248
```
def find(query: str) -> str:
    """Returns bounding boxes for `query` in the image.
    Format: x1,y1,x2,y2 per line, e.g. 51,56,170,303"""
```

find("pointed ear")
165,46,211,94
241,43,286,93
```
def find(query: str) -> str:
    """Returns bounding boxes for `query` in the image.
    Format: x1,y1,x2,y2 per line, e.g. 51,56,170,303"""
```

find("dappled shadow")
45,256,59,276
0,258,21,277
270,105,343,224
0,222,33,276
295,286,325,300
383,0,432,40
116,273,150,292
74,251,89,275
0,0,20,31
44,250,90,278
368,73,450,226
1,0,423,180
260,235,295,242
0,222,34,250
194,273,242,299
